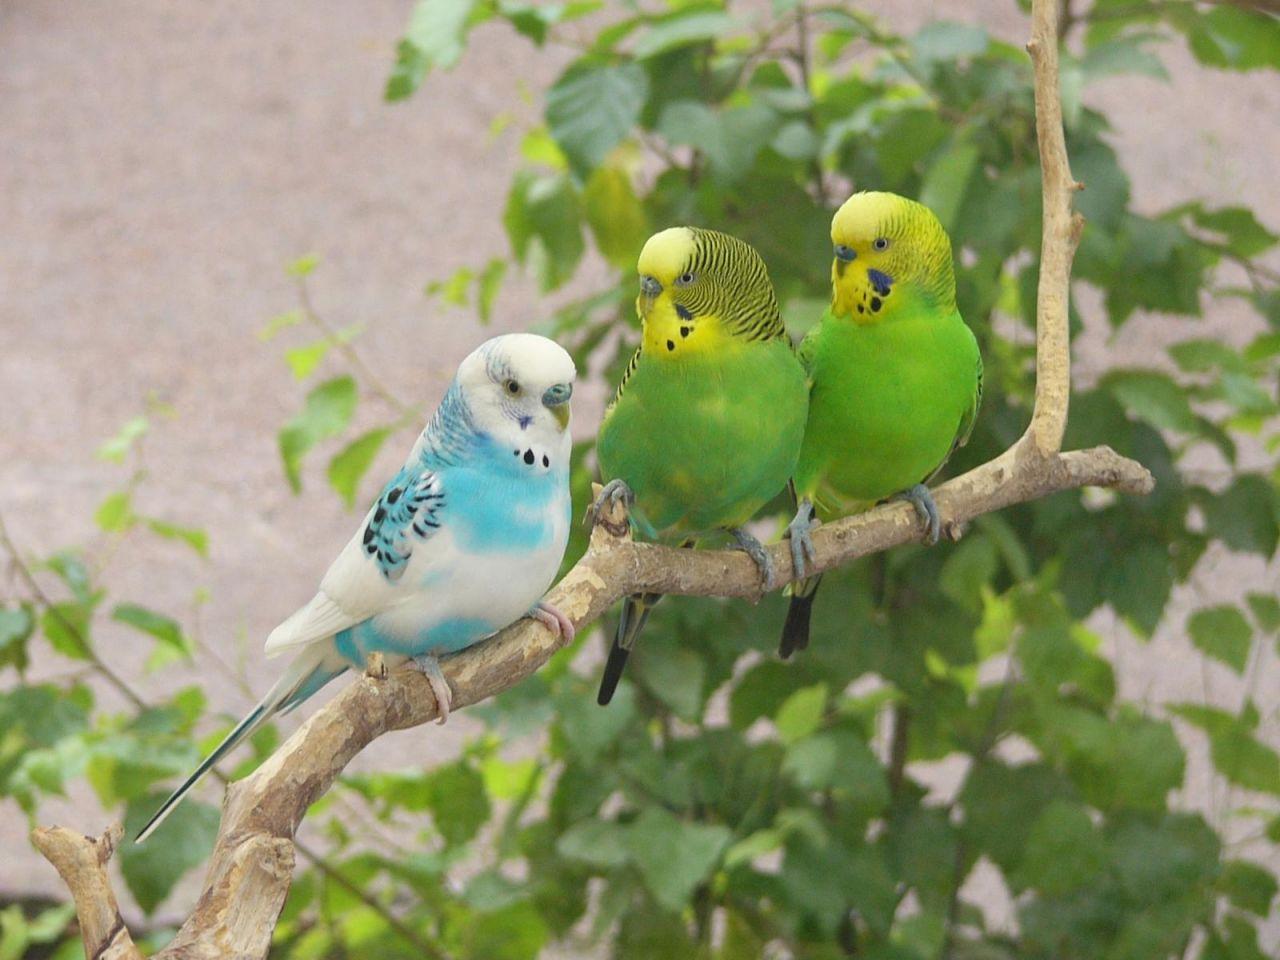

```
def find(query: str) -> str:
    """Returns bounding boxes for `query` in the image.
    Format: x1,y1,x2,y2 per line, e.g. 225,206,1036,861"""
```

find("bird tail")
597,593,658,706
134,646,346,843
779,574,822,660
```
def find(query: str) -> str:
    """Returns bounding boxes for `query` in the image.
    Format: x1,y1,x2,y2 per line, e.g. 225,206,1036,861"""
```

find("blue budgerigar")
136,333,577,842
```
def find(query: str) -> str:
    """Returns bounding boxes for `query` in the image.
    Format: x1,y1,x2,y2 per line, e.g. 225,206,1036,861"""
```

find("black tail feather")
779,575,822,659
597,593,654,706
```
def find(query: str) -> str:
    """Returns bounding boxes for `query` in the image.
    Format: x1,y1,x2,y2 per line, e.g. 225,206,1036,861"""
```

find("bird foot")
530,600,576,644
586,479,634,535
891,483,941,545
730,527,776,592
785,499,820,579
410,653,452,725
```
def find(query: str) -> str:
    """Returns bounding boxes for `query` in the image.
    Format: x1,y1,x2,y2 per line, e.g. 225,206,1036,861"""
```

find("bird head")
635,226,781,355
456,334,576,455
829,191,956,322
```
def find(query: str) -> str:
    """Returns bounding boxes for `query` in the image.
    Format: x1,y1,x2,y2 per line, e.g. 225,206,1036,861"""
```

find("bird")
592,226,810,705
780,190,983,659
136,333,577,842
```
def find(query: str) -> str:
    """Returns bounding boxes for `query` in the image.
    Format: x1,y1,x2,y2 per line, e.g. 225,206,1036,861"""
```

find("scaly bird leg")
410,653,452,725
891,483,941,545
585,478,634,529
785,498,820,580
529,600,576,644
729,526,776,592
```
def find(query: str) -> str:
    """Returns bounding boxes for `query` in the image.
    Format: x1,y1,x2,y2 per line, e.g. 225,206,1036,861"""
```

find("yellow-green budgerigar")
593,226,809,705
781,191,983,658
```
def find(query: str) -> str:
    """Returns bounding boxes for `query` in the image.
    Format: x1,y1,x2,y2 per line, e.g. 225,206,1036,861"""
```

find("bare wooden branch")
1026,0,1083,457
34,0,1143,955
31,824,143,960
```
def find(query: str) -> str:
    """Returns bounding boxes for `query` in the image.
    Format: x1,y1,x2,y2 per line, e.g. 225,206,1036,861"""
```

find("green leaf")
327,428,392,509
1246,593,1280,634
918,139,979,233
657,100,781,183
385,0,482,100
1013,800,1106,894
41,603,93,661
279,376,359,493
1188,605,1253,674
0,606,35,673
632,10,735,59
1079,34,1170,82
556,818,630,868
1218,859,1277,916
476,258,507,323
546,61,648,178
503,171,585,292
121,796,220,914
635,644,705,721
782,729,889,812
623,806,731,912
257,309,303,341
284,339,331,380
1208,724,1280,795
1183,6,1280,72
286,253,320,277
95,491,135,532
143,518,210,557
1103,370,1199,434
113,603,193,669
1188,205,1279,258
1196,475,1279,557
911,21,989,62
938,535,998,614
97,416,148,463
775,682,827,744
423,760,491,846
584,164,650,269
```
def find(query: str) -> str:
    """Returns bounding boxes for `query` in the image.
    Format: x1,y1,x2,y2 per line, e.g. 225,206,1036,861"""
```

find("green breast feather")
598,337,809,539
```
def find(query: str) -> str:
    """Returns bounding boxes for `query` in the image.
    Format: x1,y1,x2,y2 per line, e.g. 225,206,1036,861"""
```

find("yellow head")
635,226,784,356
829,192,956,322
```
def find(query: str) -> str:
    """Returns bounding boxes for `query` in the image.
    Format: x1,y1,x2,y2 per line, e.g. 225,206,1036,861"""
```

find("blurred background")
2,0,1278,957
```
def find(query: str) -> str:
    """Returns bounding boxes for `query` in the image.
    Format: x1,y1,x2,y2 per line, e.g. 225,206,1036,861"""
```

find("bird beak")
639,275,662,298
542,382,572,430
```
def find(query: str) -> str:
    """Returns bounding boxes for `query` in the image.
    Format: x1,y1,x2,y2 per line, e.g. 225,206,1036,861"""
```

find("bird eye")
505,379,520,395
676,272,696,286
834,244,856,262
873,237,890,251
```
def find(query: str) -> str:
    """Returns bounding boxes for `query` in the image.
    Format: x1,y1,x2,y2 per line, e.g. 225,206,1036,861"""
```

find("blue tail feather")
134,702,266,843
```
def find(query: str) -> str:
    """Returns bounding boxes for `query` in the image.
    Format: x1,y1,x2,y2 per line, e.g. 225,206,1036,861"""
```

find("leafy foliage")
3,1,1279,958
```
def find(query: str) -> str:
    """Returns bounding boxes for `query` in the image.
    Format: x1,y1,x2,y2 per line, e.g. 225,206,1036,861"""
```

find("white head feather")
455,333,577,452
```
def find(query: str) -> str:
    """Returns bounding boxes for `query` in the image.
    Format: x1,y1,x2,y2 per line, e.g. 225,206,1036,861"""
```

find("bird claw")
786,500,819,579
530,600,576,644
411,653,452,725
892,483,941,545
586,479,634,531
730,527,776,592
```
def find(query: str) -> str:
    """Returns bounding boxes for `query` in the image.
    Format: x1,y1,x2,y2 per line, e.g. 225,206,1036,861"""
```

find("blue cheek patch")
867,269,893,297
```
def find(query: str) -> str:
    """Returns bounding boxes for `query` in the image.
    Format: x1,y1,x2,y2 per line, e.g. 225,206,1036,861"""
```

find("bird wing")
953,331,984,452
263,464,448,657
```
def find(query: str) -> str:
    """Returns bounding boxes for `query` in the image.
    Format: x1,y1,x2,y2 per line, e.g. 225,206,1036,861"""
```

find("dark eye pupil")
681,273,693,283
507,381,519,393
874,238,888,250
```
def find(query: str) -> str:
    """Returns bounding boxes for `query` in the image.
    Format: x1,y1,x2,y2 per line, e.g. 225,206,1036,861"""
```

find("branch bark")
34,0,1145,956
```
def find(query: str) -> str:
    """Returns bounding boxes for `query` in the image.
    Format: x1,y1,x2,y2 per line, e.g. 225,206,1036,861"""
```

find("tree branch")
33,0,1148,955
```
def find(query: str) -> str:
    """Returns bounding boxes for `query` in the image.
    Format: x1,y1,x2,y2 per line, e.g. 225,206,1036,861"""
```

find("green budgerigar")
781,191,983,658
594,226,809,705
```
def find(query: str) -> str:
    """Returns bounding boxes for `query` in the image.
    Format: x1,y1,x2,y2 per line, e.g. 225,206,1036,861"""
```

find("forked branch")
33,1,1150,956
